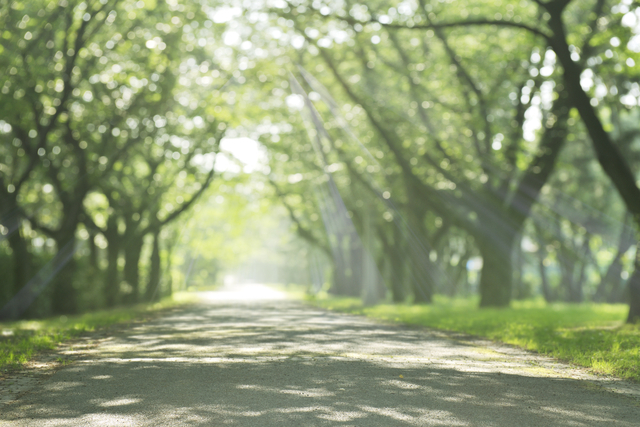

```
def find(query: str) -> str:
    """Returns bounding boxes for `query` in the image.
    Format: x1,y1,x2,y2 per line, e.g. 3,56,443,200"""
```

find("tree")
294,0,640,318
0,0,231,316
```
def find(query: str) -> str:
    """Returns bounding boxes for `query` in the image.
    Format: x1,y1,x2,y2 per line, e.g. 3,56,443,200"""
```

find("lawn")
0,292,197,372
305,293,640,382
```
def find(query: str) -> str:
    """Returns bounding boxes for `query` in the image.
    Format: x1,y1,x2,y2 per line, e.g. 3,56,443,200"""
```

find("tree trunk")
595,215,634,303
627,243,640,323
539,256,553,303
406,212,434,303
6,218,31,296
474,206,520,307
88,230,98,269
627,271,640,323
548,10,640,322
572,240,589,303
451,251,471,297
478,238,514,307
104,218,120,307
577,239,597,302
123,235,144,304
513,235,526,300
51,234,77,314
379,227,406,302
349,237,364,297
535,226,554,302
409,252,433,303
329,234,350,295
389,243,406,303
558,249,580,303
145,230,161,302
594,255,620,302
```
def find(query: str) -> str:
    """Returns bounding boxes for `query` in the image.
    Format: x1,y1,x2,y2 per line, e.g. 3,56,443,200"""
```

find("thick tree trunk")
595,216,634,303
572,243,588,303
330,260,349,295
535,227,554,302
513,237,527,300
7,219,31,296
123,235,144,304
474,201,520,307
349,236,364,297
627,243,640,323
379,227,406,302
478,238,515,307
627,271,640,323
595,255,621,302
476,215,520,307
391,261,407,303
104,218,120,307
406,212,434,303
539,256,553,303
389,244,406,303
375,263,387,300
329,234,351,295
51,234,77,314
409,253,433,303
558,251,580,303
145,231,161,302
451,251,471,297
88,230,98,269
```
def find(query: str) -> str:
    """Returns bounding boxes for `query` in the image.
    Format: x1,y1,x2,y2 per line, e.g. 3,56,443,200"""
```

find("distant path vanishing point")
1,283,639,426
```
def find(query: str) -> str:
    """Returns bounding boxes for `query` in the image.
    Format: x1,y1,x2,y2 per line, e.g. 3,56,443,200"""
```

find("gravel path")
1,284,639,426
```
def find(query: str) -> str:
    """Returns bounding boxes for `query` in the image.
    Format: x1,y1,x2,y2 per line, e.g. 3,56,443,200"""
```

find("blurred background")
1,0,640,322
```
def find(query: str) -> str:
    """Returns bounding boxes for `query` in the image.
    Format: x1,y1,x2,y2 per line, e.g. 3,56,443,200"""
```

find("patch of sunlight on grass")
0,293,195,372
304,293,639,382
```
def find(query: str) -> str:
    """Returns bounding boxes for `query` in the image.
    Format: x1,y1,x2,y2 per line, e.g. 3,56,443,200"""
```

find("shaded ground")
1,284,639,426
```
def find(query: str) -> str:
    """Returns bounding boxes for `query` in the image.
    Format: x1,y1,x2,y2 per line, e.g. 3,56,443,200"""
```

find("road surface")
1,284,639,426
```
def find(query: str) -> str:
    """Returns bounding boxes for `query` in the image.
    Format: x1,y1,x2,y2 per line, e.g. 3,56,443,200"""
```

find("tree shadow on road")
2,300,638,426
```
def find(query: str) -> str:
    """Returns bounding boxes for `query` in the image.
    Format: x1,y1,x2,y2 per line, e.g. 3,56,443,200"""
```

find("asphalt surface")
1,284,639,426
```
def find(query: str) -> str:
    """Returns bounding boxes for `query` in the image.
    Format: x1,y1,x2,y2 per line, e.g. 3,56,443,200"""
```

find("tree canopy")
1,0,640,323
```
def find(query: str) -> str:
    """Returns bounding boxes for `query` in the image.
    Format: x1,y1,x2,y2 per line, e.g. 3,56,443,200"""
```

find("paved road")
1,284,639,426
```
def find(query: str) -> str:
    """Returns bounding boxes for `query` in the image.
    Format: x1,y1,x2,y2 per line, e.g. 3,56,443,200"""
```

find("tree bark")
104,217,120,307
594,215,634,303
329,234,350,295
6,218,31,296
51,234,77,314
627,243,640,323
123,235,144,304
349,235,364,297
145,230,161,302
513,235,527,299
409,251,433,303
88,229,98,270
389,243,407,303
477,237,515,307
559,252,577,302
539,257,553,303
627,271,640,323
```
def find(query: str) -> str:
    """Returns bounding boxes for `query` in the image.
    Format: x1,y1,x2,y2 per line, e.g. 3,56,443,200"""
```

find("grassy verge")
0,291,197,373
304,293,640,382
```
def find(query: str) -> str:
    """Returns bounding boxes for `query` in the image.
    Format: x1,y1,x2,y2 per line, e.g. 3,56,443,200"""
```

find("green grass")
304,293,640,382
0,292,197,372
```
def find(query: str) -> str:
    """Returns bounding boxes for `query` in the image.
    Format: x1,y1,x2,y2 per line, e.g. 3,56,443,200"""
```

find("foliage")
2,0,640,323
251,0,640,318
0,0,234,315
